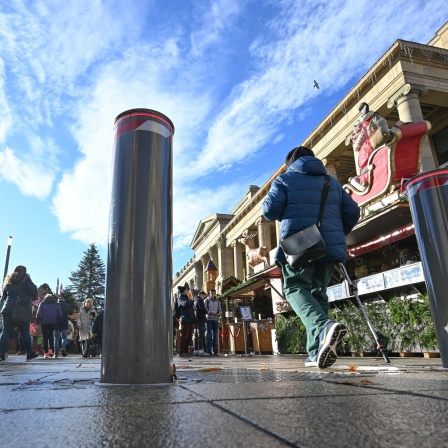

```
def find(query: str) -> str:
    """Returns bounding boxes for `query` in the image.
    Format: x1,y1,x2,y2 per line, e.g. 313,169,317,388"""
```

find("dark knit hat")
178,286,186,293
285,146,314,167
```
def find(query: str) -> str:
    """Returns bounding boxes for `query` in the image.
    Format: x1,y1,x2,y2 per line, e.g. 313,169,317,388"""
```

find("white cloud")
51,41,216,246
191,0,446,173
173,182,245,250
0,59,12,143
190,0,242,56
0,147,55,199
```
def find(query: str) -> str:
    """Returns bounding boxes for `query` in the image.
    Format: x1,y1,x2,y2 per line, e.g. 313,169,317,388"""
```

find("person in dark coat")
36,294,62,358
0,265,39,361
262,146,360,369
177,285,195,357
91,310,103,352
193,291,209,356
54,296,74,357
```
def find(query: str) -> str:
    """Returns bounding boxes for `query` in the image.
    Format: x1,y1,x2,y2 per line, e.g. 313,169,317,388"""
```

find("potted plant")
362,300,398,356
274,315,307,354
387,296,419,356
416,294,439,357
331,302,370,356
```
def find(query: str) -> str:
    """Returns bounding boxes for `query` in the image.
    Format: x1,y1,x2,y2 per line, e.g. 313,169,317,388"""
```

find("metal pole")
406,169,448,368
3,236,12,284
101,109,175,384
242,321,248,356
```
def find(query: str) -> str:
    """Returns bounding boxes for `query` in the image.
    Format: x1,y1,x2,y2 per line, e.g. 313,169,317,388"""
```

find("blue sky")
0,0,445,292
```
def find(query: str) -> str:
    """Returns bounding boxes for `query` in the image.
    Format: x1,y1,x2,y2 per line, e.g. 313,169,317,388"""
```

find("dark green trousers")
281,261,335,357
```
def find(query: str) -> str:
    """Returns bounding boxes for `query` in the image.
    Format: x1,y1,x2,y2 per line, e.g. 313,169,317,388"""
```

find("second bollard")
406,169,448,368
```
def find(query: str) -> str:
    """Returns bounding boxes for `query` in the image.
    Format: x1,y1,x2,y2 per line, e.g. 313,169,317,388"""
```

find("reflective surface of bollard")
101,109,174,384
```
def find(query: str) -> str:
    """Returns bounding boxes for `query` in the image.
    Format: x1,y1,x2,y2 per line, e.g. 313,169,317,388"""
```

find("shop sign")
383,262,424,288
328,283,349,302
356,273,385,294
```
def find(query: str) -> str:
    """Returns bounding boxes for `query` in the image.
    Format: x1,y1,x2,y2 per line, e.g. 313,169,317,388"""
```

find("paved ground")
1,353,447,447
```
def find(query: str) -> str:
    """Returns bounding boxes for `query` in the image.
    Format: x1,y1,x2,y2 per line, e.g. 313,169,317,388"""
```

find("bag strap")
317,175,330,228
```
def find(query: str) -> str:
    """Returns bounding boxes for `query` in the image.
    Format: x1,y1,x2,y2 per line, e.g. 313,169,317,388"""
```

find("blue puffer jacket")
262,156,360,263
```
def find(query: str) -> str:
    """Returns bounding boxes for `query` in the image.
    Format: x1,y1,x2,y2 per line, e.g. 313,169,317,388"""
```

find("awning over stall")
346,202,413,247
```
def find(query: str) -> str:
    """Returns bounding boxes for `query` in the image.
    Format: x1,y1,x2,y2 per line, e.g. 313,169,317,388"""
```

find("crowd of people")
0,265,103,360
3,148,359,370
175,285,222,357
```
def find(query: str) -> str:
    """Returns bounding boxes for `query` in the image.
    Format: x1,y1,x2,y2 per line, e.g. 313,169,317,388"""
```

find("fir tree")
68,243,105,307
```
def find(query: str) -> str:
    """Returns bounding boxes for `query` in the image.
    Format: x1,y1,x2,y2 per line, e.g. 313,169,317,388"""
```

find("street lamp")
3,236,12,285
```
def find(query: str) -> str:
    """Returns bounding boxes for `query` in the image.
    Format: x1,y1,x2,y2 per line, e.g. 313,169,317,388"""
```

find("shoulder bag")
280,175,330,269
12,284,33,325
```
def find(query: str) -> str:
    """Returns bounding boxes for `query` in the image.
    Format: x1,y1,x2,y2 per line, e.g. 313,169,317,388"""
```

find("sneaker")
304,356,317,367
44,352,50,359
61,349,67,357
179,352,189,357
198,350,209,356
192,350,199,356
0,353,5,361
54,352,59,358
212,353,219,356
26,352,39,360
48,349,54,358
316,322,347,369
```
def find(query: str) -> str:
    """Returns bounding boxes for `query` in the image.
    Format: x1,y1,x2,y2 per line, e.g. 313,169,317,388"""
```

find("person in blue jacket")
262,146,360,368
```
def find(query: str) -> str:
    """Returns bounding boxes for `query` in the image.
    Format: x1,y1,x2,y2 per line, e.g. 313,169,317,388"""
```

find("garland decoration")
228,324,242,339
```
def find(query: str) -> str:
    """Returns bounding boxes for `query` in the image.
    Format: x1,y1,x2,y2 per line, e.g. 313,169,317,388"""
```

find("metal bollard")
101,109,175,384
405,169,448,367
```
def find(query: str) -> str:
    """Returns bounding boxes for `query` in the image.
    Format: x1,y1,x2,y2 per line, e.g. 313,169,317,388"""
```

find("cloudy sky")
0,0,445,291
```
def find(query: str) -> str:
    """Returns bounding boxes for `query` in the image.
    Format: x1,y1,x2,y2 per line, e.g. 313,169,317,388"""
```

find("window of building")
432,124,448,167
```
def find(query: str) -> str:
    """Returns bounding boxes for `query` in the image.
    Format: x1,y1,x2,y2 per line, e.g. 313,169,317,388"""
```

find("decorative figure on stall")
238,232,269,268
345,102,397,193
343,100,430,210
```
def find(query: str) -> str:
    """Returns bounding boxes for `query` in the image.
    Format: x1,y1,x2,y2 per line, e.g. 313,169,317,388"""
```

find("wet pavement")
1,353,447,447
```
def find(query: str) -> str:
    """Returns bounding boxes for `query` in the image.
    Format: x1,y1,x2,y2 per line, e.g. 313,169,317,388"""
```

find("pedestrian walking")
54,296,73,357
193,290,209,356
36,294,62,358
91,309,103,353
177,285,195,357
77,299,97,357
204,289,222,356
66,318,75,354
0,265,39,361
262,146,360,368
